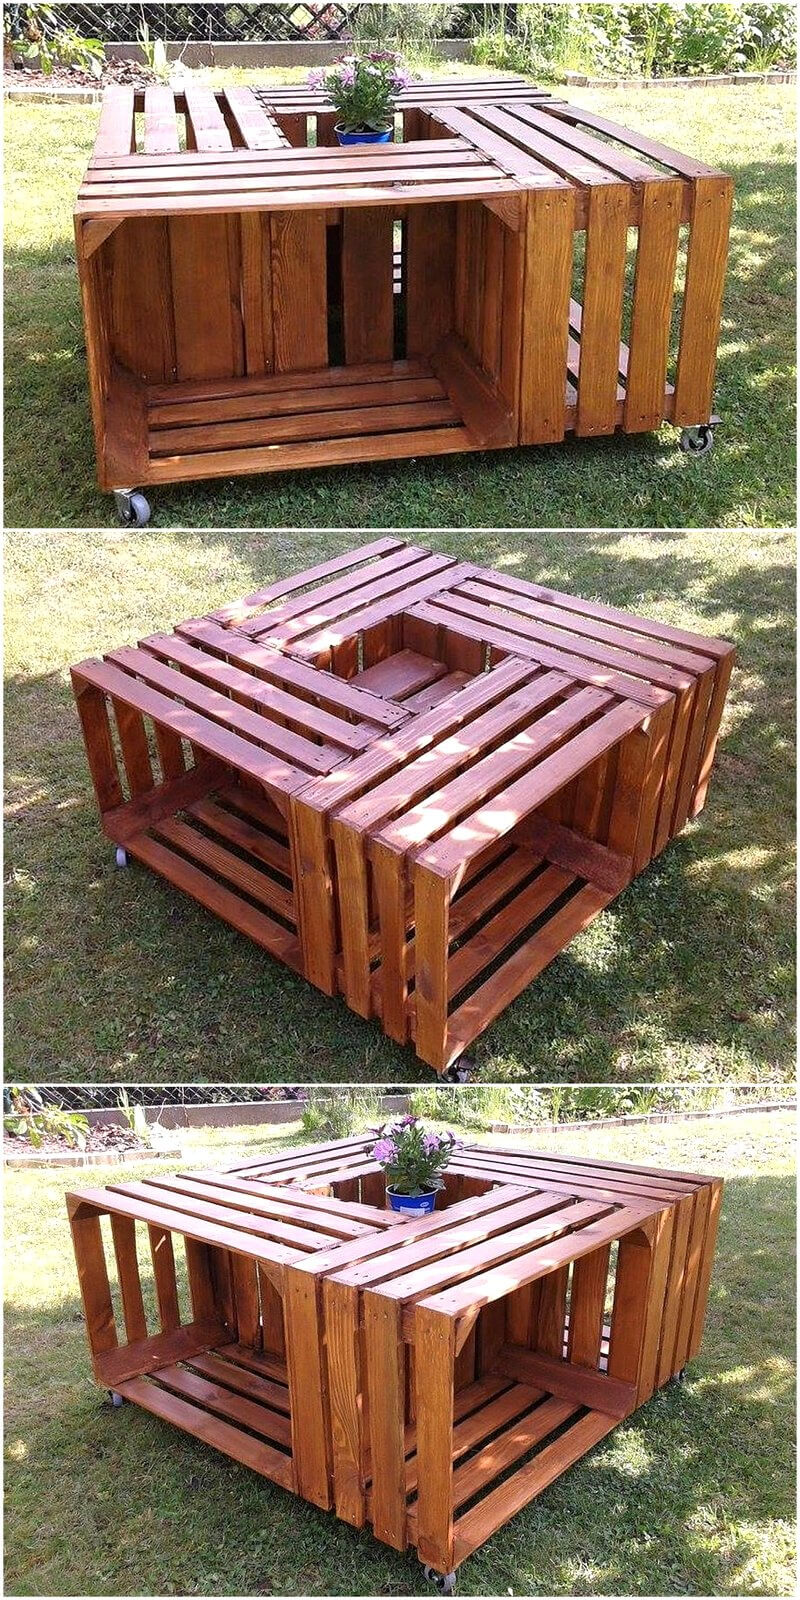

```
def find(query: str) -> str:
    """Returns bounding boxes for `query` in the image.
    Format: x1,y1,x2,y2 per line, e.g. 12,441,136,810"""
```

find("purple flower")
399,1114,418,1127
338,62,356,87
422,1132,442,1153
306,67,325,89
372,1138,398,1164
391,71,411,90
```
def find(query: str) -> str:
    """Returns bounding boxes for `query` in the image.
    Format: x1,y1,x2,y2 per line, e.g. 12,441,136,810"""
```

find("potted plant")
307,51,412,145
371,1115,459,1215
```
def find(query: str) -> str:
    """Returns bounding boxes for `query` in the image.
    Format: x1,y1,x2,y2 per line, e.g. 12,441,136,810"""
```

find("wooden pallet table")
74,80,731,521
71,540,734,1073
69,1140,722,1585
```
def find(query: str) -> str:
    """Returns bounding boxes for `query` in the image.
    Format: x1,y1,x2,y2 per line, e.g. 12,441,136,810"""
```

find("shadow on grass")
3,1171,795,1596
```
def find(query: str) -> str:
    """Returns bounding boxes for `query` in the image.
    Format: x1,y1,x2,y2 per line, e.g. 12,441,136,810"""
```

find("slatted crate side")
67,1194,232,1385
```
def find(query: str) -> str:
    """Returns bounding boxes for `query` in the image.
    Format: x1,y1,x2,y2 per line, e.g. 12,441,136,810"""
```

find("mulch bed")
4,57,159,92
5,1123,147,1158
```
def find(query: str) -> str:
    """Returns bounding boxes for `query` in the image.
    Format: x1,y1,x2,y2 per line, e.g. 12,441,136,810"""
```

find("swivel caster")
422,1567,456,1594
679,424,714,456
113,489,151,527
107,1390,125,1407
441,1055,475,1084
115,847,129,869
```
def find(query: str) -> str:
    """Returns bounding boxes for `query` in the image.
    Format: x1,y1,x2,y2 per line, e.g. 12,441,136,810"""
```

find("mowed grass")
3,1109,796,1597
3,80,796,530
4,524,795,1083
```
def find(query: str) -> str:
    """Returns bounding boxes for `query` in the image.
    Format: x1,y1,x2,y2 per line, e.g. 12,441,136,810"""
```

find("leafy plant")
370,1115,459,1195
137,5,169,79
307,50,412,133
299,1088,378,1140
3,1085,88,1149
117,1087,151,1141
352,3,463,63
4,3,104,77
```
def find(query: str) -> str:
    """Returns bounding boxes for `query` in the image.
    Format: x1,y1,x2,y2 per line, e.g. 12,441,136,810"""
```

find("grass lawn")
5,523,795,1083
3,1108,796,1597
3,79,796,530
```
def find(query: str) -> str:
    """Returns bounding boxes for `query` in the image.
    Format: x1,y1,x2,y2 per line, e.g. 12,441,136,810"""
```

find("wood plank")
576,182,629,436
169,214,243,380
451,1410,616,1564
624,180,682,430
154,1362,292,1446
184,85,233,152
406,203,456,358
148,1224,181,1333
110,1214,148,1343
414,1307,457,1571
431,332,514,448
342,208,395,364
270,211,328,371
143,86,180,155
224,87,286,150
520,186,575,442
117,1374,294,1487
94,86,135,156
673,176,733,424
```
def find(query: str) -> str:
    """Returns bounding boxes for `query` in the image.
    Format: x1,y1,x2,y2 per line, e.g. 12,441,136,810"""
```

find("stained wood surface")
68,1136,721,1571
77,84,729,489
72,542,733,1072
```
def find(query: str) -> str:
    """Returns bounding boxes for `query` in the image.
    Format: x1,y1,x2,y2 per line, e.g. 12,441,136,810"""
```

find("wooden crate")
69,1140,722,1581
314,1147,722,1575
71,540,734,1072
67,1170,394,1508
74,81,731,511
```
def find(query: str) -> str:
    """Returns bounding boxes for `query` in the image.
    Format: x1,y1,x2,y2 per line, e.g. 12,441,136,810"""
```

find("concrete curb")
559,68,795,87
4,1143,182,1170
487,1099,796,1136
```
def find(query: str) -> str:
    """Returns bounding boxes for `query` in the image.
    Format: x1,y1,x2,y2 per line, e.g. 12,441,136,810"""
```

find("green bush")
299,1087,379,1141
471,3,796,79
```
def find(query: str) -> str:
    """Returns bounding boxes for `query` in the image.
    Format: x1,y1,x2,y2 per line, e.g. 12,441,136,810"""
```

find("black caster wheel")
679,424,714,456
107,1390,125,1407
115,846,129,869
441,1055,475,1084
113,489,151,526
423,1567,456,1594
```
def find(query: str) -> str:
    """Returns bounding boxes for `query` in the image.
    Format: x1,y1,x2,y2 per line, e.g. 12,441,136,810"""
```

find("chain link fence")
10,1084,309,1109
38,4,362,42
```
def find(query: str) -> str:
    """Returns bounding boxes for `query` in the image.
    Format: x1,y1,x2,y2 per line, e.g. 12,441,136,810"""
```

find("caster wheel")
679,424,714,456
114,489,151,527
423,1568,456,1594
115,847,129,868
441,1055,475,1084
108,1390,125,1407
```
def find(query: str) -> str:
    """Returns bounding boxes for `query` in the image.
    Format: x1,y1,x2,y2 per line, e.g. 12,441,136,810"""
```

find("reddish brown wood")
76,84,729,493
72,543,733,1072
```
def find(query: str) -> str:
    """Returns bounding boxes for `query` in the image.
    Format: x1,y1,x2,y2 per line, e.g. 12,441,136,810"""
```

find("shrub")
299,1087,379,1140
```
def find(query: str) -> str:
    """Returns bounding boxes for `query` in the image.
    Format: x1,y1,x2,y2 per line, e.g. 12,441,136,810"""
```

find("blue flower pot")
335,124,393,146
387,1187,437,1217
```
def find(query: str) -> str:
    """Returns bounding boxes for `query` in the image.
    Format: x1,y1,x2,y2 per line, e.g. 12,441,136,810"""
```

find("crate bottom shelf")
116,1342,295,1488
106,312,681,489
367,844,614,1064
365,1376,617,1564
137,358,472,485
108,777,303,974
